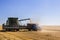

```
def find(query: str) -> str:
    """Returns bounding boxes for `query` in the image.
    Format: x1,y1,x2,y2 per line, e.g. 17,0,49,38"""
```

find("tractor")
2,17,38,31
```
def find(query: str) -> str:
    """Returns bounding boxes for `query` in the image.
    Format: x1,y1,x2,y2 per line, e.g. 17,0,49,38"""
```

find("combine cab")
2,17,38,31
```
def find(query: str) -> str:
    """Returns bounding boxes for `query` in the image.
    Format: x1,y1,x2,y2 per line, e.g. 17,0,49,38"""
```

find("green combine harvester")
2,17,38,31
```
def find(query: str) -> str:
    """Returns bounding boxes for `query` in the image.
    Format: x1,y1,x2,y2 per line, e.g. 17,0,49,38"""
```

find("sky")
0,0,60,25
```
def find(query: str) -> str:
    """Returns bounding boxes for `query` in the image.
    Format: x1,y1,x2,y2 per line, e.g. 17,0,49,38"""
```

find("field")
0,26,60,40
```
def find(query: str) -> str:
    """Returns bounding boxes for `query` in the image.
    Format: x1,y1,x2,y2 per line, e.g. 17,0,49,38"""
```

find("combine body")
2,17,38,31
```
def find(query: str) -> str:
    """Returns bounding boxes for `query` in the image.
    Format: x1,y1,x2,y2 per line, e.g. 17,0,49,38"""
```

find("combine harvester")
2,17,40,31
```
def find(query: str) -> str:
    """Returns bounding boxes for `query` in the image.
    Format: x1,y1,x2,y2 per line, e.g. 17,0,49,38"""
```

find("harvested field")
0,26,60,40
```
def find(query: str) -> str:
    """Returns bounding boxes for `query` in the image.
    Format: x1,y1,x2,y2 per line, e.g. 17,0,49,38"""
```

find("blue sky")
0,0,60,25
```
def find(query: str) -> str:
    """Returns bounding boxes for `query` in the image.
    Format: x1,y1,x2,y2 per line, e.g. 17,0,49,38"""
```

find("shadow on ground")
0,30,37,32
